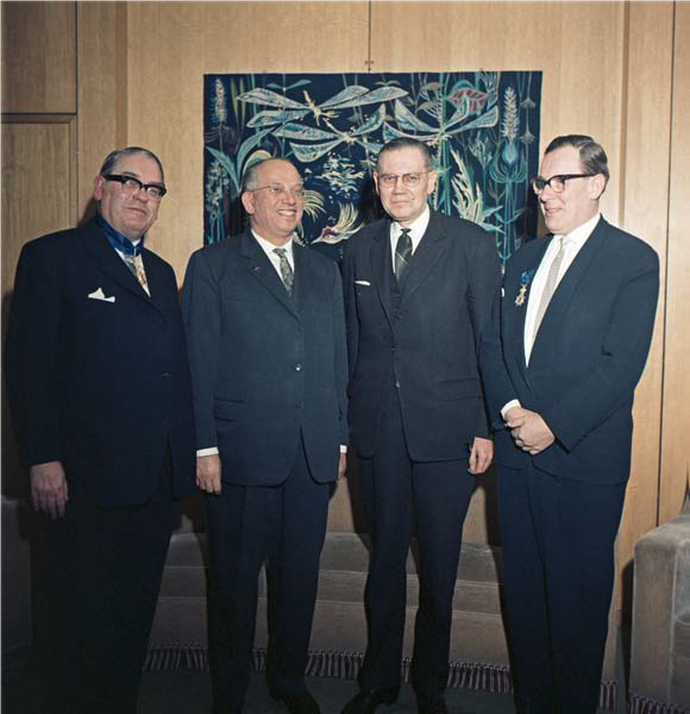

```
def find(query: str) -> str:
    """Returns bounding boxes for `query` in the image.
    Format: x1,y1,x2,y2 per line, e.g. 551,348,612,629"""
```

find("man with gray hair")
5,147,196,713
480,135,659,713
341,137,501,714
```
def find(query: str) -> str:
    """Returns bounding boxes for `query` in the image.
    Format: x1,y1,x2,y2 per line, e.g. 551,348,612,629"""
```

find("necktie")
394,228,412,281
123,253,149,293
532,236,568,345
273,247,294,296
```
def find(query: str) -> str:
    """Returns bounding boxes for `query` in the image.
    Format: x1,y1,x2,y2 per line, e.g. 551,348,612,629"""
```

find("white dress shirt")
501,213,601,419
389,205,431,272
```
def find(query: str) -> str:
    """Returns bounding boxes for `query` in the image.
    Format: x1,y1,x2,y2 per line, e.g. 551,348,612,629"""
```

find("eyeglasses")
251,183,305,200
531,173,596,194
377,171,431,188
104,174,167,200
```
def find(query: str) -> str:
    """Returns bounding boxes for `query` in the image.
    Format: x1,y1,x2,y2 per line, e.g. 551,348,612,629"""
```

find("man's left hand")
505,407,555,455
468,437,493,475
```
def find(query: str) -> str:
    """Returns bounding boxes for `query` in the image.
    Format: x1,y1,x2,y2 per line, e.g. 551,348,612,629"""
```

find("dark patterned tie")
394,228,412,282
273,247,294,296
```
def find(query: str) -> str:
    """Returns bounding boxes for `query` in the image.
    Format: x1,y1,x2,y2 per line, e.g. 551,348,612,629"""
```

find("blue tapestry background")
204,71,541,268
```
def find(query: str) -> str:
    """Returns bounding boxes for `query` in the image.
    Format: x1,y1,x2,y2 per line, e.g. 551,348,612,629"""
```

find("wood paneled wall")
2,1,688,610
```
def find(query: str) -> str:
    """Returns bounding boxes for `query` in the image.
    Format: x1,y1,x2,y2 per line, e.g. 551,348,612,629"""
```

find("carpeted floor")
3,661,626,714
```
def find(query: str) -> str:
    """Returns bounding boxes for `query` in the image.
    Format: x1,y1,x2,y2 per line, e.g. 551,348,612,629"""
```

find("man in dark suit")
182,157,348,714
479,135,660,714
341,138,501,714
4,147,196,714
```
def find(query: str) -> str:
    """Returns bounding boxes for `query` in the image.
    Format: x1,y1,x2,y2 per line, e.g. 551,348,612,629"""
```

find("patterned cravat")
123,253,149,294
394,228,412,282
532,236,569,346
273,247,294,296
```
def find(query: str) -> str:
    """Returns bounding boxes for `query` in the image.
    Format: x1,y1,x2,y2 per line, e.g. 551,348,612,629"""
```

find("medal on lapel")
515,269,535,307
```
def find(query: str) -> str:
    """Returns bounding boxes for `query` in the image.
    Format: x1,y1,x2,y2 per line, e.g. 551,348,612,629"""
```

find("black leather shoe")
341,686,399,714
272,691,321,714
415,691,448,714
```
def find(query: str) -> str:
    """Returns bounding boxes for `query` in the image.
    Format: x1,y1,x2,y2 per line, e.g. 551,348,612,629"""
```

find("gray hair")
241,157,299,194
99,147,165,183
376,137,433,172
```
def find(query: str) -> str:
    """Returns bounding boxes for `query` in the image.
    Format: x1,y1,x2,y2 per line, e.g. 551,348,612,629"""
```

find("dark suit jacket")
480,216,659,483
181,231,348,486
4,218,197,506
343,210,501,461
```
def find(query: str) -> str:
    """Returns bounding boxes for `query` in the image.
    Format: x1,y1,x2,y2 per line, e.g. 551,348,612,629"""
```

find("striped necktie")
273,247,294,296
394,228,412,281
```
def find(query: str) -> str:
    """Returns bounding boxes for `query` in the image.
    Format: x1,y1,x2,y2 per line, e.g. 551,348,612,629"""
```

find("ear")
241,190,256,215
426,170,438,195
93,175,105,201
590,173,606,200
372,172,381,196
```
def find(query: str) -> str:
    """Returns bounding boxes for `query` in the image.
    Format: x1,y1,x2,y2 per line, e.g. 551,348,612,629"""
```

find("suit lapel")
514,238,551,369
531,219,607,356
241,231,301,320
369,221,394,327
399,211,447,304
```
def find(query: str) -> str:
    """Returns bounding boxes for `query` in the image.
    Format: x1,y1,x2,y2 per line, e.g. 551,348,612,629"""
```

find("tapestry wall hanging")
204,71,542,268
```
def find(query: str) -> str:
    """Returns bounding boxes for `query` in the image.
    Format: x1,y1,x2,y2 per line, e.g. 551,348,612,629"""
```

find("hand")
505,407,555,455
30,461,68,519
338,453,347,480
468,437,493,475
197,454,222,494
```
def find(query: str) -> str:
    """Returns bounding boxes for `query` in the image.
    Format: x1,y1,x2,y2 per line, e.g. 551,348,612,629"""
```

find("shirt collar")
556,212,601,250
252,229,294,259
391,205,431,244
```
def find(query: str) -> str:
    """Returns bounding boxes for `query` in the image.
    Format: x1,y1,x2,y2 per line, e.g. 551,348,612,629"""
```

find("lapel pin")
253,266,261,273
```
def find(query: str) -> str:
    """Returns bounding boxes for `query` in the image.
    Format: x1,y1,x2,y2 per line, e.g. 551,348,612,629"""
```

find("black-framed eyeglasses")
531,173,596,194
376,170,431,188
251,183,305,200
104,174,167,200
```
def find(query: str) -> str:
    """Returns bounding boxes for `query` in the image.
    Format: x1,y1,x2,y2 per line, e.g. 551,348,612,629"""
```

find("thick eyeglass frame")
531,173,596,194
376,170,432,188
103,174,167,199
251,183,305,200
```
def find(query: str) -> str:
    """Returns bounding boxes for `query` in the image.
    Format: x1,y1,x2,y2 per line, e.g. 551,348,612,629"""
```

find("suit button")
295,364,303,372
161,372,171,378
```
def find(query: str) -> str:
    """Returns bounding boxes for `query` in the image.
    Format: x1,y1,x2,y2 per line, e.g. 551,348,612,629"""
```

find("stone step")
159,566,502,614
150,596,510,666
163,532,502,583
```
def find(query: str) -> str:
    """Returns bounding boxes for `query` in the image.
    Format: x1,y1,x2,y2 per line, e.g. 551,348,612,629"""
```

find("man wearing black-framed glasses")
4,146,196,714
480,135,659,714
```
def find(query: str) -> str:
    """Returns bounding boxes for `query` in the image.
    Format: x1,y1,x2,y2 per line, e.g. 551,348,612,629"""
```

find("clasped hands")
504,407,555,455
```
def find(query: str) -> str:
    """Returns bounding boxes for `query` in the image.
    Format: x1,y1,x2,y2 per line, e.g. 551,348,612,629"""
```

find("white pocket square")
88,287,116,303
355,279,371,286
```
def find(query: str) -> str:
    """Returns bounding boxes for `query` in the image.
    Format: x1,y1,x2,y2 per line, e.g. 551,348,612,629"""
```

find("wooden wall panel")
369,1,626,224
124,1,370,281
616,2,674,598
1,118,77,495
77,2,127,218
659,1,690,521
1,1,76,114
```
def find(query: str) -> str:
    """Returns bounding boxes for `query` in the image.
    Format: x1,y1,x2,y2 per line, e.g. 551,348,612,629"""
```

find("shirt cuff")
197,447,219,457
340,444,347,454
501,400,521,421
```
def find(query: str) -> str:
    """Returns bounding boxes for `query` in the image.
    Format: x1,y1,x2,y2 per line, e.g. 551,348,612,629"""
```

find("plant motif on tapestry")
204,72,541,268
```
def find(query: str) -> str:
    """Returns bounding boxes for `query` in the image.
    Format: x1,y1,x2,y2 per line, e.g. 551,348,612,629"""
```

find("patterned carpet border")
145,645,617,708
628,693,690,714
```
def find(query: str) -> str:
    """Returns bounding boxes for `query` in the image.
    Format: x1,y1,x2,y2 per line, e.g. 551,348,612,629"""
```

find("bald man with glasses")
5,146,196,714
182,157,348,714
